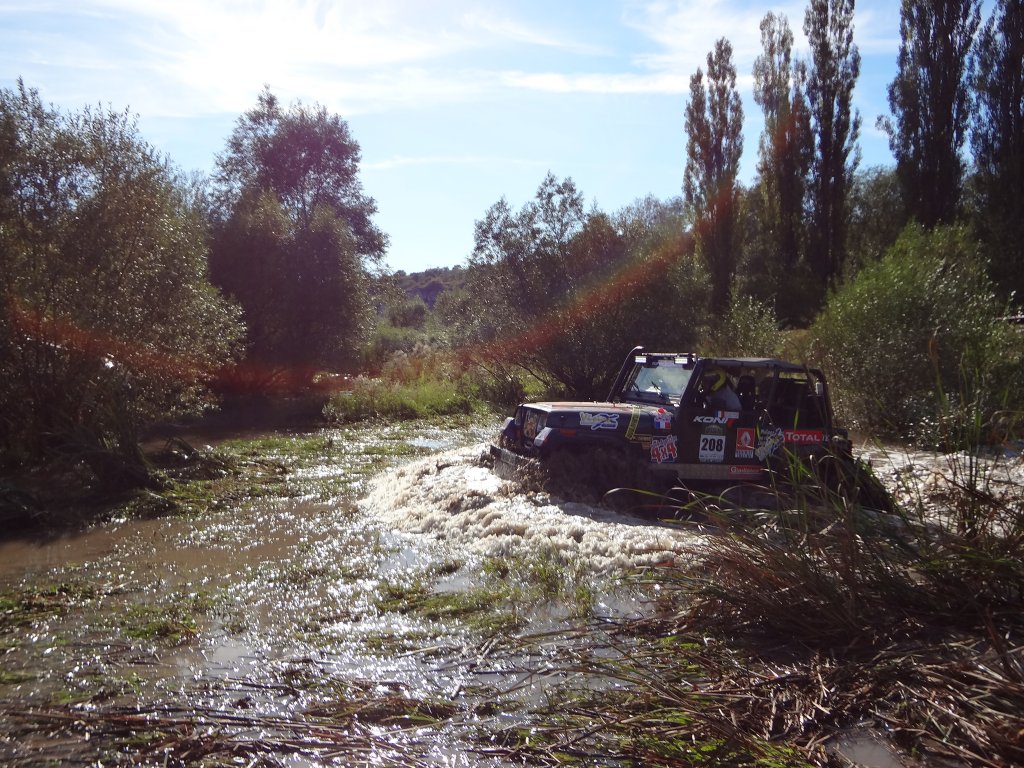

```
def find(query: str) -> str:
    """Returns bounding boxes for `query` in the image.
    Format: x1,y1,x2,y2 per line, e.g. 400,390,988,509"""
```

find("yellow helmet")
703,367,727,392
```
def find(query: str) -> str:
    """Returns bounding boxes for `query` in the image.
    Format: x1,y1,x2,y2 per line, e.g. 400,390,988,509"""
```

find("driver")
700,367,741,410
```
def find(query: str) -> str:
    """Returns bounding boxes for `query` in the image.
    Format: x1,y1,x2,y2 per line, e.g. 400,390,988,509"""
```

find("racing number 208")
700,435,725,453
698,432,726,463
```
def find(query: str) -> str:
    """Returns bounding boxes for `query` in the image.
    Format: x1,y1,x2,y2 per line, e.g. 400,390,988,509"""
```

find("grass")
485,436,1024,767
0,581,98,634
120,590,217,644
322,375,479,423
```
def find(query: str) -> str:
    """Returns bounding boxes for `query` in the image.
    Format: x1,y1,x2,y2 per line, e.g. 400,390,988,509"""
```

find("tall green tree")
751,12,813,323
463,177,706,398
884,0,981,228
0,81,243,483
804,0,861,300
210,89,385,381
683,38,744,316
971,0,1024,303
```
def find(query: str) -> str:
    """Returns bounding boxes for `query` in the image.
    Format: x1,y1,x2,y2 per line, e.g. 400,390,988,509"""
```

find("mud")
1,422,1019,766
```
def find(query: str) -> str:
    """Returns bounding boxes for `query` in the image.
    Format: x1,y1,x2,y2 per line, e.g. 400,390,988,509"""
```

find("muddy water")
2,423,1019,766
0,420,704,766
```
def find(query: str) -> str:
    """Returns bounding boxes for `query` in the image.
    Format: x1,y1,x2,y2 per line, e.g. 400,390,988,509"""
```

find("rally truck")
491,346,888,508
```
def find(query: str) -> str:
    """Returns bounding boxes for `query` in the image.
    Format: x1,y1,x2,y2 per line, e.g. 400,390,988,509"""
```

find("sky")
2,0,916,274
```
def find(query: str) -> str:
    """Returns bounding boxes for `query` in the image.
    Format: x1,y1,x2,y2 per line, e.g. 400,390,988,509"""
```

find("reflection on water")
0,421,579,765
2,422,986,766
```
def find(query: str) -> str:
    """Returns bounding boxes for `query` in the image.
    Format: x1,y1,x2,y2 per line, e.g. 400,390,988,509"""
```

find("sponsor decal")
699,426,726,463
728,465,763,478
650,435,678,464
735,427,755,459
784,429,825,444
579,412,619,430
653,408,672,430
692,410,740,427
755,426,785,460
625,406,640,439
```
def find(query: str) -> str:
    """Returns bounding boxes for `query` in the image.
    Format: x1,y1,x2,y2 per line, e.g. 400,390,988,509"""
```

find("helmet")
702,367,728,393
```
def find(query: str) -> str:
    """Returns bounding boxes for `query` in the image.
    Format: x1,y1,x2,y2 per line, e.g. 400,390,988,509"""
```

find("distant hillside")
394,265,468,307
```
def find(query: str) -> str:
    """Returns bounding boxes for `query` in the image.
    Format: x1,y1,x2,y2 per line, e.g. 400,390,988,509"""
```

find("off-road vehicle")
492,346,887,508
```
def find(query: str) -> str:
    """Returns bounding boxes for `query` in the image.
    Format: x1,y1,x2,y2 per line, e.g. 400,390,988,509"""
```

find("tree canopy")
804,0,861,299
970,0,1024,302
209,89,383,381
0,81,243,481
683,38,744,316
885,0,981,228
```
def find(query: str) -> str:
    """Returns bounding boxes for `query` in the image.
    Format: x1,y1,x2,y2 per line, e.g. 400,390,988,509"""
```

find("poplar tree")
804,0,861,299
752,13,812,322
971,0,1024,302
683,38,744,315
885,0,981,228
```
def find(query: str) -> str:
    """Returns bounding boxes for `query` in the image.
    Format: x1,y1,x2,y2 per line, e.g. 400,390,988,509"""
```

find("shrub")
699,294,783,357
809,224,1016,444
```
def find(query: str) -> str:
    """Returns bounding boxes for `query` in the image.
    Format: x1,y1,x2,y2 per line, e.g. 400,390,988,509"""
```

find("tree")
884,0,981,228
751,13,813,324
810,224,1016,442
683,38,744,315
804,0,861,300
210,89,384,382
846,165,909,273
0,81,243,484
461,177,706,398
970,0,1024,303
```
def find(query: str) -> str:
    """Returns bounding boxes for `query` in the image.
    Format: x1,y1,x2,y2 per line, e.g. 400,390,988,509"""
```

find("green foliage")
392,265,468,308
884,0,980,228
699,294,783,357
323,348,478,422
846,165,908,274
970,0,1024,304
459,180,707,399
209,88,381,381
211,189,369,378
0,81,243,479
748,13,813,325
810,224,1014,442
683,38,744,315
804,0,861,299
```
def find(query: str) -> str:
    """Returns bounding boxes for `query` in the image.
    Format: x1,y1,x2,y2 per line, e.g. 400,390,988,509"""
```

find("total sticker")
699,430,726,463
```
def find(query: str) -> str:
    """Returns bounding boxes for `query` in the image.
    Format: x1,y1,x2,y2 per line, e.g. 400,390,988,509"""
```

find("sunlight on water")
360,443,711,572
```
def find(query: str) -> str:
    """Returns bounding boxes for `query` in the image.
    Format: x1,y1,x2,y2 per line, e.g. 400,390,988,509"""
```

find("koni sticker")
692,410,740,427
735,427,755,458
698,427,726,463
579,412,620,430
650,435,678,464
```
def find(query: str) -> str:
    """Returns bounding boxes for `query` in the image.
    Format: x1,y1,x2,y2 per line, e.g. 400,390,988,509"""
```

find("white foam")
360,444,708,572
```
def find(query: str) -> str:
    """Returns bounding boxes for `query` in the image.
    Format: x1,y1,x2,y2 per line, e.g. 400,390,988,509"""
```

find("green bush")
699,294,783,357
809,224,1018,444
323,346,482,422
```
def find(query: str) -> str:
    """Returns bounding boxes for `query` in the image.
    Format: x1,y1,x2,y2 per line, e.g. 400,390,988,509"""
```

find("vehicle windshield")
624,360,694,405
